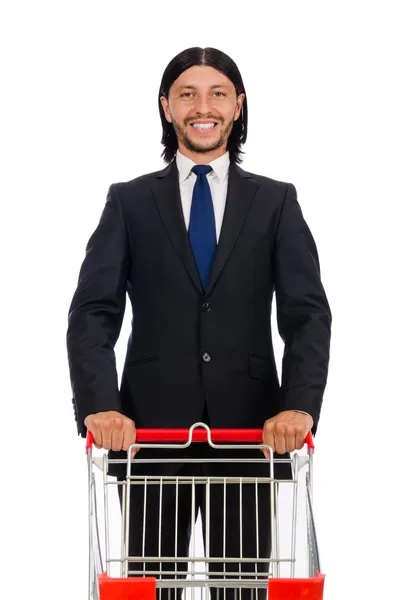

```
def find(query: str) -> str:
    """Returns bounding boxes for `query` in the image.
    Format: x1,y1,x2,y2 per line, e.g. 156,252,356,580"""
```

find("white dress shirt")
176,148,229,242
175,149,311,422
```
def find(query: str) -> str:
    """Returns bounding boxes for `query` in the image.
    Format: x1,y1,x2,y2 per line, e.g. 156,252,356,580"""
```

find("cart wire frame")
86,423,325,600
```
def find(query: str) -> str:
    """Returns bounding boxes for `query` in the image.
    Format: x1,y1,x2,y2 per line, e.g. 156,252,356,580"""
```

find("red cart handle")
86,427,314,453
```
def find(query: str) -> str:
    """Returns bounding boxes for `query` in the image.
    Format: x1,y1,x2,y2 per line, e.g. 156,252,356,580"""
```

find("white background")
1,1,396,598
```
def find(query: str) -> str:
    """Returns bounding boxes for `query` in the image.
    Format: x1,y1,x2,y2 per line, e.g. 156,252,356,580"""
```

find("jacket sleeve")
273,183,332,435
66,184,130,437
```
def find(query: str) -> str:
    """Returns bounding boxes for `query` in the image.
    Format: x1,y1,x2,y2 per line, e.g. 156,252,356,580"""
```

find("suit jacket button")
202,352,211,363
202,302,211,312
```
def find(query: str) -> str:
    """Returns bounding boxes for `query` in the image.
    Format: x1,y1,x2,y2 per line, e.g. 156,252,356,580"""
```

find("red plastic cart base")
98,572,325,600
98,574,156,600
268,572,325,599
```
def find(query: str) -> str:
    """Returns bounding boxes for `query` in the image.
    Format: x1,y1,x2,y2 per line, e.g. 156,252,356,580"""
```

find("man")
67,47,331,599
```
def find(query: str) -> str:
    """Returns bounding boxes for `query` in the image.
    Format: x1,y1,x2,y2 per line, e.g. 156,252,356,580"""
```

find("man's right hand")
84,410,138,455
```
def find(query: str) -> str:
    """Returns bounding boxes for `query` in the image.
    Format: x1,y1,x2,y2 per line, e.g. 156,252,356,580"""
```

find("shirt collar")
176,149,230,184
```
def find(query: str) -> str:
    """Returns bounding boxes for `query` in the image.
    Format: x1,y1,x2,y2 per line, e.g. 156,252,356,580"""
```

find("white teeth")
192,123,215,129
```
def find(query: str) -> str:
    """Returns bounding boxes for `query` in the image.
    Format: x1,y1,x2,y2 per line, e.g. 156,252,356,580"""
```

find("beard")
172,117,234,154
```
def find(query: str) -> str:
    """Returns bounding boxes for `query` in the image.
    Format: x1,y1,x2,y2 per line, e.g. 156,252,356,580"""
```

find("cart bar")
86,428,314,451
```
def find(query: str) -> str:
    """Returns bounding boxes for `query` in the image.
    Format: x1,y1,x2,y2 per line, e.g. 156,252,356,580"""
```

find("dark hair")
158,47,248,165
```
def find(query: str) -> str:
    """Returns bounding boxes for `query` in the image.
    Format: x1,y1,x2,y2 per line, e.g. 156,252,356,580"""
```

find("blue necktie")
188,165,216,289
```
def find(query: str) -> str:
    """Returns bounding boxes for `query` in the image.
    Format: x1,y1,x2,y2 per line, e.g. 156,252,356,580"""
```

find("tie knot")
192,165,213,177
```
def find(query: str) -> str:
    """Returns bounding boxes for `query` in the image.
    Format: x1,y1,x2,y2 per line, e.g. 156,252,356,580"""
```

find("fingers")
90,418,103,449
85,411,137,454
263,422,293,455
262,411,313,457
122,421,138,457
121,422,136,450
295,428,307,451
274,422,287,454
101,418,112,450
110,418,123,452
285,425,297,453
262,422,275,459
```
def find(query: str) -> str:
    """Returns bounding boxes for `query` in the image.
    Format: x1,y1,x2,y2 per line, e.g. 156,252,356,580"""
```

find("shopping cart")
86,422,325,600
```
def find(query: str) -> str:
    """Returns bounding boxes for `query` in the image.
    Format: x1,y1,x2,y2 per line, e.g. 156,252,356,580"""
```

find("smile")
190,123,218,133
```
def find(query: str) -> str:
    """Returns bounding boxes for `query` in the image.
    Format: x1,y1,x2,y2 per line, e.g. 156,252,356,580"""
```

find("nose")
193,93,216,115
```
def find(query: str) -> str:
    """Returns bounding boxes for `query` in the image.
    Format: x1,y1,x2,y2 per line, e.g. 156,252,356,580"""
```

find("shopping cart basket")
86,422,325,599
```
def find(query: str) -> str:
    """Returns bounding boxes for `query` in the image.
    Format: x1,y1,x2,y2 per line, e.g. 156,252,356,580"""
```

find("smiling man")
67,46,332,599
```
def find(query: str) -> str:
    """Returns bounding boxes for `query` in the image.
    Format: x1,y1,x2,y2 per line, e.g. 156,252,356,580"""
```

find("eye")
180,91,226,98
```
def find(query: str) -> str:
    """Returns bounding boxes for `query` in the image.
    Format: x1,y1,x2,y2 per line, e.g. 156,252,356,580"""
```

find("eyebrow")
177,84,229,91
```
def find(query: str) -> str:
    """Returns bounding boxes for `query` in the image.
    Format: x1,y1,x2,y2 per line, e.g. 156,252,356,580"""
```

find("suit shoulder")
235,165,295,197
237,165,291,190
109,164,169,193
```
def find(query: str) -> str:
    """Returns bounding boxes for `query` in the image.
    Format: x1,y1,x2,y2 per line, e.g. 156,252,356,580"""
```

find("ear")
234,93,245,121
160,96,172,124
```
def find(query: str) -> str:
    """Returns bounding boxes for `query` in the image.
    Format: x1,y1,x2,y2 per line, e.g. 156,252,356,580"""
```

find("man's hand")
84,410,139,457
262,410,313,458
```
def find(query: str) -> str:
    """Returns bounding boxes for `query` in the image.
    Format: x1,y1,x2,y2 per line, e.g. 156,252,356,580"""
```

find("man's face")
160,65,245,161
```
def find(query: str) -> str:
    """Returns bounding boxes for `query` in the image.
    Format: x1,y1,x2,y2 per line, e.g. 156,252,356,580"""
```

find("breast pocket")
250,233,270,251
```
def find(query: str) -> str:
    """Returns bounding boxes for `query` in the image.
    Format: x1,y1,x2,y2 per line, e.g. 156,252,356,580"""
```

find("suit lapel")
205,163,258,295
151,159,258,297
152,160,204,294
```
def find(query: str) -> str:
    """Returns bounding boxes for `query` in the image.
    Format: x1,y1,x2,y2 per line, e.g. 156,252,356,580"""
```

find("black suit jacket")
67,159,331,445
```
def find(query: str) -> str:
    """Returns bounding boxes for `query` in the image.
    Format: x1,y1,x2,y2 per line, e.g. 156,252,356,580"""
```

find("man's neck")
178,147,227,164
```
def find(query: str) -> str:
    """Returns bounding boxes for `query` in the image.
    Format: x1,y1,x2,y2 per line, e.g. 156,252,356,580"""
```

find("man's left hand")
262,410,314,458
